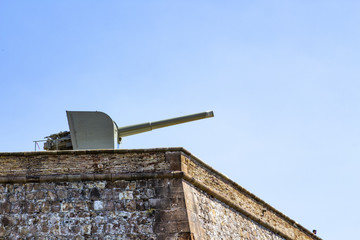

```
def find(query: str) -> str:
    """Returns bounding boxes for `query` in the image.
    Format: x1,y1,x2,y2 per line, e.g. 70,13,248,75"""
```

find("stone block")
93,200,104,211
149,198,170,210
61,202,74,212
118,191,133,200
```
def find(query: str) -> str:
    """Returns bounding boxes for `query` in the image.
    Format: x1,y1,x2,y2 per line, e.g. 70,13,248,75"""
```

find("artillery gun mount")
44,111,214,150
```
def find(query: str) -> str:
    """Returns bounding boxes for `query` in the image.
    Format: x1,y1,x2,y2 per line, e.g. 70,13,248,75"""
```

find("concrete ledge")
0,171,184,184
0,148,187,156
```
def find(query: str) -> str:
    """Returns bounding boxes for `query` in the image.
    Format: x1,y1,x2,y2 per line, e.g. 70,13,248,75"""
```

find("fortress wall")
179,152,320,240
183,181,284,240
0,149,320,240
0,149,191,239
0,177,192,240
1,179,157,239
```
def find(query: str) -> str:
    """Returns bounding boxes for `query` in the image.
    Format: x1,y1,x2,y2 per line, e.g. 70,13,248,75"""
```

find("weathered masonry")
0,148,320,240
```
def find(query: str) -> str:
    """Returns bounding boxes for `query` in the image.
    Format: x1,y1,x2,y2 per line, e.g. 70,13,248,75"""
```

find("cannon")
44,110,214,150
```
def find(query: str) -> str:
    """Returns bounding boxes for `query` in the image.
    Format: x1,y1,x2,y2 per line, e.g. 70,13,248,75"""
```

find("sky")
1,1,360,239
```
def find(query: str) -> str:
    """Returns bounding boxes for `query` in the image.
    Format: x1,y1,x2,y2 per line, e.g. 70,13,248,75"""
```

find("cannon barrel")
117,111,214,138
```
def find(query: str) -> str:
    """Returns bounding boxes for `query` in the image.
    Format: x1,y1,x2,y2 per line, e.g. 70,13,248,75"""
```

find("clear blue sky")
1,1,360,239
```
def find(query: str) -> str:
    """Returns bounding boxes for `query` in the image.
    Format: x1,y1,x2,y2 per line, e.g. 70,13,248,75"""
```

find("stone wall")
179,153,320,240
1,180,152,239
0,148,321,240
183,181,285,240
0,178,191,239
